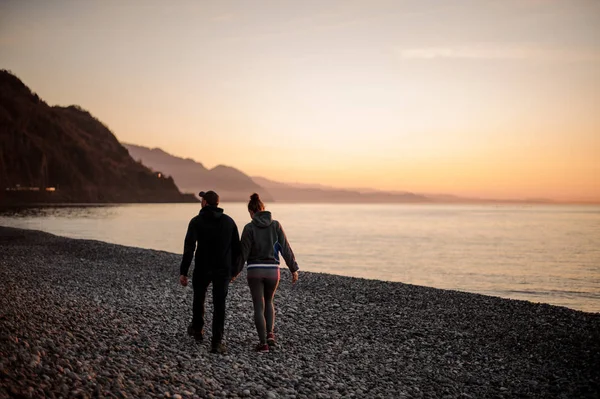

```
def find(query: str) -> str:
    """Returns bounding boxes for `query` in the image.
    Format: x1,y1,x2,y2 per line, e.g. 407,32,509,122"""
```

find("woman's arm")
276,222,299,273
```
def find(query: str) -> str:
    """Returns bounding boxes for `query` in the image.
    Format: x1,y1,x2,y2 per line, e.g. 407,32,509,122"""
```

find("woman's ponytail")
248,193,265,213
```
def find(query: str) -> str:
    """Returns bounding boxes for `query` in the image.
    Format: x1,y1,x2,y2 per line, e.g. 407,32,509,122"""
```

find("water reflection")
0,204,118,218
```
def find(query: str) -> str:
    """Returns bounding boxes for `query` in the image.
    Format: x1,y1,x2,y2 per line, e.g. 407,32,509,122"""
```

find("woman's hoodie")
237,210,299,275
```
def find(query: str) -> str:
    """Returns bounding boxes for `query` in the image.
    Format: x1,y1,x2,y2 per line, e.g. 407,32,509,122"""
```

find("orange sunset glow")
1,0,599,202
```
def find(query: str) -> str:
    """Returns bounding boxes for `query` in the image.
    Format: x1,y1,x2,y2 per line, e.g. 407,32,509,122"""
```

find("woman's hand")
292,271,299,284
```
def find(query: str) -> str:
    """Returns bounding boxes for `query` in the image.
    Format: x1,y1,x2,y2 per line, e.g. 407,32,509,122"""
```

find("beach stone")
1,226,599,399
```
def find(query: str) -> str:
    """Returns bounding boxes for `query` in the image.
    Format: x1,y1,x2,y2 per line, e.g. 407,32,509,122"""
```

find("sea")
1,203,599,313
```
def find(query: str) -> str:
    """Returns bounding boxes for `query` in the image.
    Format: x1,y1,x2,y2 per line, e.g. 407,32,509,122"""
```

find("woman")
236,193,299,353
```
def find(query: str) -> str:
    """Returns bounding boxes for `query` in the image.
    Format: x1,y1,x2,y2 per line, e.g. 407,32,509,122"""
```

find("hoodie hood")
199,205,224,220
252,210,273,228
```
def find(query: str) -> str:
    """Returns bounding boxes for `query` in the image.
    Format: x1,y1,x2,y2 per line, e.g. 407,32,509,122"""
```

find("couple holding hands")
179,191,299,354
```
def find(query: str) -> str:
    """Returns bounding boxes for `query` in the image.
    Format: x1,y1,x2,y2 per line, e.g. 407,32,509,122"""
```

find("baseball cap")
198,190,219,206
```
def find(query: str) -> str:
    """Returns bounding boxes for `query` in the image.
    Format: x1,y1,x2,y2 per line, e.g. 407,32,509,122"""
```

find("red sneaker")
267,332,276,347
255,343,269,353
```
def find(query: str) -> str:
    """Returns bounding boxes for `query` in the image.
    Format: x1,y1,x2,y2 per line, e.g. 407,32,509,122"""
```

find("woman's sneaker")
255,343,269,353
267,332,276,347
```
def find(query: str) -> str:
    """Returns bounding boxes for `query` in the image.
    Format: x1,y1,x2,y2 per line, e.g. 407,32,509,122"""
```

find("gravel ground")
1,226,599,399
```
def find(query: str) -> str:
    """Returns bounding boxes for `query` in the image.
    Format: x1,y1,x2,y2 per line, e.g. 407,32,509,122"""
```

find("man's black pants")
192,274,230,347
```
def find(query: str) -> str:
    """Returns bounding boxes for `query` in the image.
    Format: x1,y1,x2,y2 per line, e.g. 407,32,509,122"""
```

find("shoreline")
1,226,599,398
0,218,597,315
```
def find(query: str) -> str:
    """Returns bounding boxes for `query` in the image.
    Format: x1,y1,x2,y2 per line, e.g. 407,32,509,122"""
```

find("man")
179,190,240,354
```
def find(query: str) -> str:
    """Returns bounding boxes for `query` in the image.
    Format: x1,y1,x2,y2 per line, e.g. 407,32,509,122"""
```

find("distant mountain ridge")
252,176,430,203
123,143,272,202
123,143,431,203
0,70,196,204
124,145,560,204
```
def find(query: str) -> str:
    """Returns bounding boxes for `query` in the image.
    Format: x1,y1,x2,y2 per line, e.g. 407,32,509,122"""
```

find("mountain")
123,143,433,203
251,176,430,203
0,70,197,204
123,143,272,202
124,144,432,203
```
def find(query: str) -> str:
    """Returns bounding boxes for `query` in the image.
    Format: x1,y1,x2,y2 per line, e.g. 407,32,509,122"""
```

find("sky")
1,0,599,202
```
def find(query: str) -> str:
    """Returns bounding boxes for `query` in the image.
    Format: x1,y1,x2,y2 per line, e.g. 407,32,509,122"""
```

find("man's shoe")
210,343,227,354
267,332,276,347
187,324,203,342
255,343,269,353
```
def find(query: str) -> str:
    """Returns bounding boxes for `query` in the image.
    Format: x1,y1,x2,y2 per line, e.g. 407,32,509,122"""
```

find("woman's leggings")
247,269,280,344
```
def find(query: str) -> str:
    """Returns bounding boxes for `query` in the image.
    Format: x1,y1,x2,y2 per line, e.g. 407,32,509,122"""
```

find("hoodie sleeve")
180,219,197,276
276,222,299,273
235,224,253,277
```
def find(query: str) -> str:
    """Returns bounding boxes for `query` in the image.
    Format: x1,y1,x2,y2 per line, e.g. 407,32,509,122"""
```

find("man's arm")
180,219,197,281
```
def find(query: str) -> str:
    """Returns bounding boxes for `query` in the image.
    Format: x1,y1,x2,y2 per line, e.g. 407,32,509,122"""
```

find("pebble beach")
1,226,599,398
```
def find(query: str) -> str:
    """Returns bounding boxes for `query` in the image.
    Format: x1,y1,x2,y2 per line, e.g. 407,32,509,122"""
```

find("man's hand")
292,271,299,284
179,275,188,287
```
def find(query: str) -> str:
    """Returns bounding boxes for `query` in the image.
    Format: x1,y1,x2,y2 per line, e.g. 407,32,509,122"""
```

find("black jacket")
180,205,240,280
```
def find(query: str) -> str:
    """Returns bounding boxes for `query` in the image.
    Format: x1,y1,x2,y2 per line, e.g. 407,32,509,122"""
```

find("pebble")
1,226,599,399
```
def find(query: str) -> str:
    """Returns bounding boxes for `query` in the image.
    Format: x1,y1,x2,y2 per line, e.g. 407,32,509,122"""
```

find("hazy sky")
1,0,599,201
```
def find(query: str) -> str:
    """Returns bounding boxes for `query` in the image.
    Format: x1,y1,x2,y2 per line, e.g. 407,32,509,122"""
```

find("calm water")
1,203,599,313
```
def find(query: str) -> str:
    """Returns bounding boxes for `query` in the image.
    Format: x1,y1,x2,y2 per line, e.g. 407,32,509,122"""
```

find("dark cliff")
0,70,197,204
